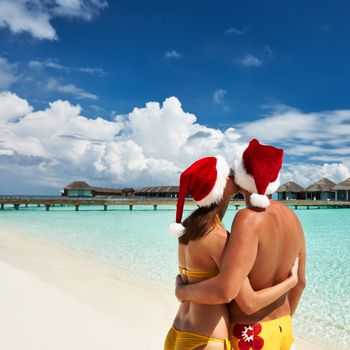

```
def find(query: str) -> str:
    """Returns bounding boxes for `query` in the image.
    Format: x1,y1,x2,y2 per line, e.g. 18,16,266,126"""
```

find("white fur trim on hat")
197,155,230,207
250,193,270,208
169,222,186,238
233,158,281,195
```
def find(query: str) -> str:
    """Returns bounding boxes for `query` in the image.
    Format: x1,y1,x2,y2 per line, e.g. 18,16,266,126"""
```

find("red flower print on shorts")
233,323,264,350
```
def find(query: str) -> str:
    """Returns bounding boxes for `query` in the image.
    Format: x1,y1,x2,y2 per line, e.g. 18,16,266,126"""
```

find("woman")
164,155,298,350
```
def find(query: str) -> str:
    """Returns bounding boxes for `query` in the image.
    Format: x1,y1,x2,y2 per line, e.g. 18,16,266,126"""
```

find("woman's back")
173,222,230,340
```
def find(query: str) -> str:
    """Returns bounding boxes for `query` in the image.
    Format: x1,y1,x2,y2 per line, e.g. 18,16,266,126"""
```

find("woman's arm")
234,258,299,315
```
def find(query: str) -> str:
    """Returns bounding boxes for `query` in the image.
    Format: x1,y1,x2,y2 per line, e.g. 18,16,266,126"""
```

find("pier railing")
0,196,349,211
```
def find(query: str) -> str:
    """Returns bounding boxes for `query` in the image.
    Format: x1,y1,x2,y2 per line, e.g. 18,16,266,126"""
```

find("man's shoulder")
233,207,262,226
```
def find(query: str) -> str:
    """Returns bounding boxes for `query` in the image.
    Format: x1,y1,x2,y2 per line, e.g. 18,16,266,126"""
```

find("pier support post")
14,204,19,210
1,204,4,210
294,205,298,210
307,205,309,210
235,205,239,211
75,205,79,211
129,205,133,211
153,205,157,211
45,205,50,211
25,203,28,208
104,205,107,211
38,204,41,207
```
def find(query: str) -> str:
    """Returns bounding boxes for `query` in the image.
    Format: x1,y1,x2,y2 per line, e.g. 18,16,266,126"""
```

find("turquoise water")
0,204,349,349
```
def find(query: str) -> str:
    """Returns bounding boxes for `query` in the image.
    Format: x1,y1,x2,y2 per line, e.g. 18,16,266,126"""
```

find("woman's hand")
175,274,186,302
289,256,299,287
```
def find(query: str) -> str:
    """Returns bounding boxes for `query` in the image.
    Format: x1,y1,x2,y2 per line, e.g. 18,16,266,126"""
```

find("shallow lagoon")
1,205,349,349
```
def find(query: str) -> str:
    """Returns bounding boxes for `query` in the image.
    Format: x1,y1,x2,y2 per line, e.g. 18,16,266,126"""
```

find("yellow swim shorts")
230,315,295,350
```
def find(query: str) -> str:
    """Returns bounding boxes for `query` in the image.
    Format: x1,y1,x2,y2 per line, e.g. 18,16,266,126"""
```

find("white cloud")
46,79,98,100
235,46,273,68
53,0,108,20
0,1,57,40
0,93,243,192
224,26,247,36
236,54,263,67
28,60,44,70
164,50,183,59
1,92,349,193
213,89,227,104
281,163,350,187
0,91,33,122
0,0,107,40
0,57,19,89
79,67,109,76
28,59,108,76
237,106,350,156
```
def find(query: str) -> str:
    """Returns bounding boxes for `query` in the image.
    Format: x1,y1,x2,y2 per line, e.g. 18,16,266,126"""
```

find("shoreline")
0,228,325,350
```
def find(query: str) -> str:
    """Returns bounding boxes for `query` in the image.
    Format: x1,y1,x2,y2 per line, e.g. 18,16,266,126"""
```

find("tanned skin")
176,187,306,325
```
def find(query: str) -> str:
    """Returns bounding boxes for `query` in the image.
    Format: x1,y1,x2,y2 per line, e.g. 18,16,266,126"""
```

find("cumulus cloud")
0,92,243,192
0,92,349,193
0,57,19,89
164,50,183,59
0,0,107,40
46,79,98,100
0,91,33,122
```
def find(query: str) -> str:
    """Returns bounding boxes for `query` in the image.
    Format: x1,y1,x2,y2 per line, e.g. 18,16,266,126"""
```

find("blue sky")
0,0,350,194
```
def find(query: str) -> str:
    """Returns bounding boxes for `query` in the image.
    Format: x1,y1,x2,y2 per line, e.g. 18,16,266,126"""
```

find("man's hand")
175,274,186,302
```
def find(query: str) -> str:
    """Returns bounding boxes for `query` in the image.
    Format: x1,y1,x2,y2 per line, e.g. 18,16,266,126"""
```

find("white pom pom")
250,193,270,208
169,222,185,238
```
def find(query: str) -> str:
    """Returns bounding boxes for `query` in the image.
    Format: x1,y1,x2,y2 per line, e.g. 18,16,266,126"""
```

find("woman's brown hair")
179,204,219,245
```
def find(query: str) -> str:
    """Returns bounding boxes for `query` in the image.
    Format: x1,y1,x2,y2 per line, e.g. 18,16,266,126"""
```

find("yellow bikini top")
178,214,223,279
178,266,218,279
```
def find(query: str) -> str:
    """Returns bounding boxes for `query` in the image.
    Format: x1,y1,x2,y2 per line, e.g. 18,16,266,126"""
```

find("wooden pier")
0,196,349,211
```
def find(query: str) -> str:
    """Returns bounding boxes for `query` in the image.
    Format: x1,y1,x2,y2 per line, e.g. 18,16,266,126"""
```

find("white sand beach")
0,228,325,350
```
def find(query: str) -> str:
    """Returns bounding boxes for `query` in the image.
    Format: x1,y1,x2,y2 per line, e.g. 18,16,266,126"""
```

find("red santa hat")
169,155,230,237
233,139,284,208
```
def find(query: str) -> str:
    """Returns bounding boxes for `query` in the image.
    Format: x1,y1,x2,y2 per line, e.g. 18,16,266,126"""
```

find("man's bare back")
230,200,306,324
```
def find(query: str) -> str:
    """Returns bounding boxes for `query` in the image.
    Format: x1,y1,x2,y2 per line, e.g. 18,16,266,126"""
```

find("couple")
165,139,306,350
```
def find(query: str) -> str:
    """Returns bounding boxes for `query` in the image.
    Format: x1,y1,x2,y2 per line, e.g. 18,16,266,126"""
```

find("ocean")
0,204,349,350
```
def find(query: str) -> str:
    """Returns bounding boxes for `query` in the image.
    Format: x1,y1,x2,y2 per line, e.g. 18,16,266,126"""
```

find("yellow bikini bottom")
230,315,295,350
164,325,231,350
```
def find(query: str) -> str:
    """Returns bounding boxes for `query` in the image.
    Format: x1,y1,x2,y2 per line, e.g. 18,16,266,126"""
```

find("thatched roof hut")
93,187,123,196
277,181,304,193
277,181,305,200
305,178,336,200
305,178,336,192
136,186,179,197
62,181,135,197
332,178,350,190
64,181,92,190
333,178,350,201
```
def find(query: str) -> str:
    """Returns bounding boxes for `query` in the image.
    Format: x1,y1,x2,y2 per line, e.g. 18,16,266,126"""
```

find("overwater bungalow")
135,186,179,198
333,178,350,201
304,178,336,201
62,181,134,197
277,181,305,200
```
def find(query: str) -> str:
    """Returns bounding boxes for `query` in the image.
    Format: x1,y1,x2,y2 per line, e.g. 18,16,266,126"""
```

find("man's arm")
288,232,306,315
176,209,259,304
235,257,299,315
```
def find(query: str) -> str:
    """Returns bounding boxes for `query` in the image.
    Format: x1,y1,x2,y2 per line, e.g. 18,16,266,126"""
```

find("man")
176,139,306,350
